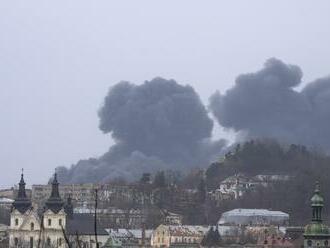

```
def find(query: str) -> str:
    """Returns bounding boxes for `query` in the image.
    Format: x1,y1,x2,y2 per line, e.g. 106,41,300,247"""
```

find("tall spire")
17,169,27,198
50,173,60,198
12,170,31,214
45,173,64,213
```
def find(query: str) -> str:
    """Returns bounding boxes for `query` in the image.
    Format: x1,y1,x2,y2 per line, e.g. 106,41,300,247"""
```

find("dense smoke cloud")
210,58,330,150
57,59,330,183
58,78,225,183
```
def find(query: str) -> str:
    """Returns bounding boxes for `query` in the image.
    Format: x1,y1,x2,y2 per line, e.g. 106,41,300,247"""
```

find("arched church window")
31,222,34,231
59,218,62,226
15,218,18,226
325,240,329,246
48,219,51,226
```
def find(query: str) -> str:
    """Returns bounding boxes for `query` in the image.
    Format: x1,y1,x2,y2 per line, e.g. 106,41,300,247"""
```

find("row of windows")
48,218,63,226
14,218,63,228
156,236,198,244
307,239,328,247
14,237,63,247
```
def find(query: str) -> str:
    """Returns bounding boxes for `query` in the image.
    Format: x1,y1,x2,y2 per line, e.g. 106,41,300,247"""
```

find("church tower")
9,172,41,248
304,182,330,247
12,171,32,214
42,173,66,247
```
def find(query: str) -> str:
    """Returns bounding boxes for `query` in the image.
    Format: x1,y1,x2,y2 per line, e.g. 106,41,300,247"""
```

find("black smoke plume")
210,58,330,150
58,78,226,183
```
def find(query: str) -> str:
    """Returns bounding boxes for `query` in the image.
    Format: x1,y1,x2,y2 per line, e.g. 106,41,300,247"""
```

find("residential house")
151,225,208,248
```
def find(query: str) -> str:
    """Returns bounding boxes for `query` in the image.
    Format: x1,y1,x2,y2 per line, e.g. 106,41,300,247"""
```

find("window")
59,218,62,226
31,222,34,231
325,240,329,246
47,238,51,246
14,238,18,246
30,237,33,248
48,219,51,226
58,238,62,246
307,240,312,247
15,218,19,226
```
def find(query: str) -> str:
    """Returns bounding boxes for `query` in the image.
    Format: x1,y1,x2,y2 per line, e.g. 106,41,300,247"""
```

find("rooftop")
222,208,289,217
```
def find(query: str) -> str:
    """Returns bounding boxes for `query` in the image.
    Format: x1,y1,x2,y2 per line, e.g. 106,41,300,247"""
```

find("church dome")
311,191,324,206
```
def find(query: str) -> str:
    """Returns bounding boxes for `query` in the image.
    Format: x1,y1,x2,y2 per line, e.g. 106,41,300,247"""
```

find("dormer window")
15,218,19,226
48,219,51,226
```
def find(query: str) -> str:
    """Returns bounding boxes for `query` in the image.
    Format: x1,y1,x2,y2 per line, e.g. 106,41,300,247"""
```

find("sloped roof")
106,229,134,239
106,228,153,239
66,213,108,235
0,198,14,204
165,225,208,237
221,208,289,217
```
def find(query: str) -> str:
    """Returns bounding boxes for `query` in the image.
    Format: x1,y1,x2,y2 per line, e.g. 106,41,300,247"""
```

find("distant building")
150,224,208,248
161,211,183,225
74,206,146,229
105,228,152,247
218,209,289,227
215,173,251,200
0,198,14,209
0,189,15,200
258,234,294,247
32,183,153,209
213,173,291,202
32,183,97,208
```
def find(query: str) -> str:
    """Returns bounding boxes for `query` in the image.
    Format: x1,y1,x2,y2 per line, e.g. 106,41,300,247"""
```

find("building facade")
9,173,108,248
150,224,207,248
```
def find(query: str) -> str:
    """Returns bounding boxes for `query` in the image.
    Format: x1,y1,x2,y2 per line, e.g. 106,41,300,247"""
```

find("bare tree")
60,223,72,248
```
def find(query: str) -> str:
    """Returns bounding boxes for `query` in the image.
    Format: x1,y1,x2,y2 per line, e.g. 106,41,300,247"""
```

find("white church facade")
8,173,108,248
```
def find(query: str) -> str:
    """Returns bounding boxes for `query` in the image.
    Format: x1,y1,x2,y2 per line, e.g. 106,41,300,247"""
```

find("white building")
216,173,253,200
218,208,289,226
9,173,108,248
0,198,14,208
214,174,291,201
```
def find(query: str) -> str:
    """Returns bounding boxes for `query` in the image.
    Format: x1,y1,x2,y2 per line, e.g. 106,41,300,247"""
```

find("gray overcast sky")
1,0,330,187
